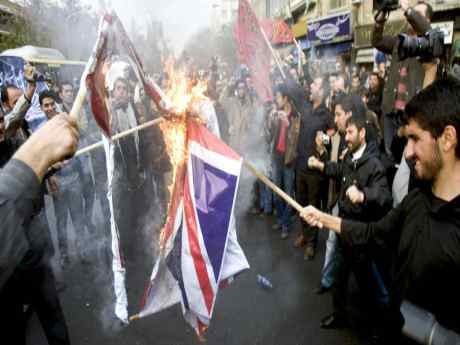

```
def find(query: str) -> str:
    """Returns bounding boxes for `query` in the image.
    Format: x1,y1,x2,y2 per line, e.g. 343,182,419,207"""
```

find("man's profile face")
334,104,350,133
41,97,57,119
60,84,74,105
113,80,129,106
405,119,443,181
345,124,363,153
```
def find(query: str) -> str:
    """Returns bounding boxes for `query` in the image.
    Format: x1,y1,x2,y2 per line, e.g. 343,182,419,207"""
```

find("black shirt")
296,102,333,173
341,188,460,333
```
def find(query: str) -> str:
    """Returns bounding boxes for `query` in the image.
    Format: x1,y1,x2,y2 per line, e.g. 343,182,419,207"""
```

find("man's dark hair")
275,83,290,101
346,112,368,132
369,72,380,80
417,1,433,21
0,84,20,105
404,76,460,158
335,95,367,119
59,81,73,94
39,90,57,106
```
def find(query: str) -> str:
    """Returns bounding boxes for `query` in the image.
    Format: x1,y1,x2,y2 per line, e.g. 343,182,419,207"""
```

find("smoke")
85,0,212,55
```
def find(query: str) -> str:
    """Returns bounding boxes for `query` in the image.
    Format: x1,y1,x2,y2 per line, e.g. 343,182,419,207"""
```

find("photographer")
372,0,433,161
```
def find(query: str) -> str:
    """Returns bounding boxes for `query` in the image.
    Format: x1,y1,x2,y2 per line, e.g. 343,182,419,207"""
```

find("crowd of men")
0,0,459,344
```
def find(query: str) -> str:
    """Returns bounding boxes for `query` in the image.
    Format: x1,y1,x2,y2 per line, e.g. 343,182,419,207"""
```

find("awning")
356,48,374,64
292,16,307,38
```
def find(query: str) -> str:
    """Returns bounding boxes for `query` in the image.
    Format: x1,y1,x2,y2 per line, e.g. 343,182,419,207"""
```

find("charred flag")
136,119,249,335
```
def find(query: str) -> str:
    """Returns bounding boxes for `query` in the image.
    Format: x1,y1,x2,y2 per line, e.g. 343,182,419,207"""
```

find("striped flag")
137,119,249,335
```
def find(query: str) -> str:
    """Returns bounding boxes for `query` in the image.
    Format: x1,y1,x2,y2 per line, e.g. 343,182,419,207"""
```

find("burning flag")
134,118,249,335
235,0,273,102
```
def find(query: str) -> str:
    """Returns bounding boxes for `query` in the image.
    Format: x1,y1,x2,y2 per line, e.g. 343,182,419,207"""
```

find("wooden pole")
243,160,303,213
75,117,164,157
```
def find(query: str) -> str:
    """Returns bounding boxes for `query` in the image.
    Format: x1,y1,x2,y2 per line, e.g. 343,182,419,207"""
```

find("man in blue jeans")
267,84,299,239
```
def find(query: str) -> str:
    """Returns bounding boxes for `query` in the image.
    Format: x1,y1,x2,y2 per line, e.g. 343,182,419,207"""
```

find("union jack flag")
137,119,249,335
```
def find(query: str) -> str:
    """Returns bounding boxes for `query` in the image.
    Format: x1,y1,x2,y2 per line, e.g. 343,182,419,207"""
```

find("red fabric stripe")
187,119,240,161
183,174,214,316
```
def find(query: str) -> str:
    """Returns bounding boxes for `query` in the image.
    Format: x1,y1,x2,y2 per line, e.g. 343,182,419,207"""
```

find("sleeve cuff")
0,159,41,200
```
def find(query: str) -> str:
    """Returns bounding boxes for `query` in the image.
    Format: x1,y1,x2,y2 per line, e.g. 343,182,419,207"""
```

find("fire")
158,59,211,247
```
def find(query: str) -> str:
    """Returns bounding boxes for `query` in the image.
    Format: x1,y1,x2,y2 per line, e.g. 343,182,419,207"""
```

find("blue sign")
307,12,351,46
0,56,48,131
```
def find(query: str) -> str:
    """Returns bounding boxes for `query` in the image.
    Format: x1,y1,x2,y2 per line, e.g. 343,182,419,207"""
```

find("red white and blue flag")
136,119,249,334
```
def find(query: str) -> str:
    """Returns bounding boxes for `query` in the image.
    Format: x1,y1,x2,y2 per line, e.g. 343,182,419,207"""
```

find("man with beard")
308,108,392,332
301,77,460,342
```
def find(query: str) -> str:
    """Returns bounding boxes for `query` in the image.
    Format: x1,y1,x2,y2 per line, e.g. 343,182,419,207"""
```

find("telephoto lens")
398,29,445,61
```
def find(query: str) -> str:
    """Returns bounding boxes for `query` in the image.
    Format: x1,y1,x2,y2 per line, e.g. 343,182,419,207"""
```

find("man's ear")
360,127,366,141
441,125,458,154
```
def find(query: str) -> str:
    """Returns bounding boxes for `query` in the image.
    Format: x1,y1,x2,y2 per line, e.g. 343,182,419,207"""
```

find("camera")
398,29,445,61
373,0,399,12
321,133,330,146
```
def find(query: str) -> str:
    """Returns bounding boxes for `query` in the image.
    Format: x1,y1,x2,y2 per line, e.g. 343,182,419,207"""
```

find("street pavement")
28,199,372,345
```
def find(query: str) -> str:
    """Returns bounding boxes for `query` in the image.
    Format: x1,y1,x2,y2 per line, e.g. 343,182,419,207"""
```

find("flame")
158,59,211,248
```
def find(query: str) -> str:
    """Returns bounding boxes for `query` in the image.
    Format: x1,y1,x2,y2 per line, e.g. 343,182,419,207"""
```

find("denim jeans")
259,181,273,214
273,156,295,229
321,204,340,288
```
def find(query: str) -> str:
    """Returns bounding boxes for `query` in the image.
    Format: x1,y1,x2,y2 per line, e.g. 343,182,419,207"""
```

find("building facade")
0,0,21,37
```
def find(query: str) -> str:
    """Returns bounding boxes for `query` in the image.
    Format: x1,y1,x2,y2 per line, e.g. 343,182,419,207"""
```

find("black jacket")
342,188,460,334
296,103,333,173
0,139,51,270
0,159,42,291
324,143,392,222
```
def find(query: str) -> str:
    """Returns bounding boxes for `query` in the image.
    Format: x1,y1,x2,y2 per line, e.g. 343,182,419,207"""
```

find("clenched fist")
14,114,80,181
345,185,365,204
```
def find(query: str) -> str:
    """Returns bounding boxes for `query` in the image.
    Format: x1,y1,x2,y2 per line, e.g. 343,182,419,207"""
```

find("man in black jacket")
308,112,392,330
302,77,460,341
295,77,333,259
